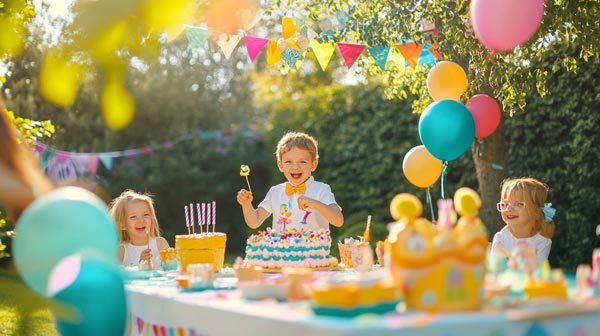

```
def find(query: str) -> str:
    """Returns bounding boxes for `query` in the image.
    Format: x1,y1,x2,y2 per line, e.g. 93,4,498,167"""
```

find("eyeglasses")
496,201,526,212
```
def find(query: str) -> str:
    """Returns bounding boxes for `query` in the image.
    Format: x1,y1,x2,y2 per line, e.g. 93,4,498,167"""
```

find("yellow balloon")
426,61,468,101
402,145,443,188
101,77,135,130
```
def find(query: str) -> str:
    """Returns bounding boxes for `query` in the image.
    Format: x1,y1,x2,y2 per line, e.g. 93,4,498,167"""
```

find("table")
125,271,600,336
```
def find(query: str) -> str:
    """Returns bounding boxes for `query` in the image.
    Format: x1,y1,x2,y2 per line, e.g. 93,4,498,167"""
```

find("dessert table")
125,270,600,336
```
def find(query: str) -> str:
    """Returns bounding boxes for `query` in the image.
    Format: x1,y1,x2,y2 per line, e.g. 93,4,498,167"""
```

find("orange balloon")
402,145,443,188
426,61,468,101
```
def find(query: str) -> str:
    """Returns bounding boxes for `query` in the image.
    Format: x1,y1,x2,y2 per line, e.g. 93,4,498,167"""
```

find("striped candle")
202,202,206,226
212,201,216,232
206,202,211,225
184,205,190,235
196,203,202,233
189,203,195,234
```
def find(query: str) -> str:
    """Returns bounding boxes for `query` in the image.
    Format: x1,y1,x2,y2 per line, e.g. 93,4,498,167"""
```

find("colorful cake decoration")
387,188,488,311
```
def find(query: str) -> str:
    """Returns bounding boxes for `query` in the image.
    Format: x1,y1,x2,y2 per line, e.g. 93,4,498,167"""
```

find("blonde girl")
109,190,170,270
491,177,556,260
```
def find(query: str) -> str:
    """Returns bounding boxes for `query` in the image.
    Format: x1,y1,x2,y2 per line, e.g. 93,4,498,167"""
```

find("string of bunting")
184,15,441,71
33,126,258,183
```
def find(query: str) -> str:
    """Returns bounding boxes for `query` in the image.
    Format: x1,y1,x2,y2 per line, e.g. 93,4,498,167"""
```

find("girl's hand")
237,189,253,205
139,248,153,263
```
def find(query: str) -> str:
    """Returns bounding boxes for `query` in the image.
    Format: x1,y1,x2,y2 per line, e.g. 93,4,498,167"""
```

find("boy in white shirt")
237,131,343,231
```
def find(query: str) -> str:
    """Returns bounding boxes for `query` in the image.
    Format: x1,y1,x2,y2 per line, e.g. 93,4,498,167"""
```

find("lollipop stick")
245,176,252,194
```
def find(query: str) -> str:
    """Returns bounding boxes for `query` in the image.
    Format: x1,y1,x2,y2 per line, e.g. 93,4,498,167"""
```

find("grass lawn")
0,267,58,336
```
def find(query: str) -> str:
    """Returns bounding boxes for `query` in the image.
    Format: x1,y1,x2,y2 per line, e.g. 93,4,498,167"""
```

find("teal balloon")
418,100,475,161
54,258,127,336
13,187,118,296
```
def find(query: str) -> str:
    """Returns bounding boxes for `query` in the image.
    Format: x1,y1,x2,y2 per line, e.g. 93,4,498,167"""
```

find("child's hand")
298,196,316,210
139,248,153,264
237,189,253,205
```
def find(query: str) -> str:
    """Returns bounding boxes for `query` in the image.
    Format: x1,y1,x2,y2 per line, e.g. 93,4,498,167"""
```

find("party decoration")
466,94,501,139
470,0,545,54
240,164,252,193
402,145,443,188
205,0,261,35
13,187,118,296
367,46,391,70
53,257,127,336
39,52,83,108
310,40,336,71
216,33,242,59
244,36,269,62
185,26,211,49
396,42,424,69
337,43,366,69
426,61,468,101
418,100,475,161
101,74,134,130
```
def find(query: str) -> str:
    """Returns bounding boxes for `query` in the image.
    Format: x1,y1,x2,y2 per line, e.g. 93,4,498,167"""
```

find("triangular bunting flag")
87,155,100,174
243,36,269,62
367,46,390,70
217,33,242,59
282,17,297,40
396,42,424,69
99,155,113,170
428,40,442,60
310,40,336,71
337,43,365,69
266,40,282,67
281,48,303,68
390,48,406,74
185,25,211,49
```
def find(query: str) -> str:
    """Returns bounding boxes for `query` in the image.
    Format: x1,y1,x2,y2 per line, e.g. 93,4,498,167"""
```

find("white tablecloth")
125,272,600,336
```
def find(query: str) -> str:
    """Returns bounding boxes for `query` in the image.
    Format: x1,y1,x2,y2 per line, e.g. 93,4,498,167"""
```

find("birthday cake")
175,232,227,272
244,228,337,269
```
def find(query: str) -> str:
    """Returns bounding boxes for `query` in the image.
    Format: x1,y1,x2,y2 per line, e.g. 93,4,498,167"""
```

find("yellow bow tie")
285,182,306,196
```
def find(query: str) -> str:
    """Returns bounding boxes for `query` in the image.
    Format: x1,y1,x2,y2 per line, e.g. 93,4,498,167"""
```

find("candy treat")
240,164,252,193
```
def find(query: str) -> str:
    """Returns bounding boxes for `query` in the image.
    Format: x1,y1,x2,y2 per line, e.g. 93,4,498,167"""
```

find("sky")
41,0,74,18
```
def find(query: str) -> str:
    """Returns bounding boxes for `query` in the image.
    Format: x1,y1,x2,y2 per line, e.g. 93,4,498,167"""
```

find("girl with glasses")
490,177,556,261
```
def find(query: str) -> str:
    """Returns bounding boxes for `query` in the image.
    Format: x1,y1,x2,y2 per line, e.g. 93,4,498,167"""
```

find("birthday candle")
202,202,206,227
189,203,195,234
212,201,216,232
206,202,211,225
184,205,190,235
196,203,202,233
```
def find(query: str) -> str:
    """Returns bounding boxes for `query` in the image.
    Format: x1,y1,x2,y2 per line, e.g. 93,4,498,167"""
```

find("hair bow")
542,202,556,222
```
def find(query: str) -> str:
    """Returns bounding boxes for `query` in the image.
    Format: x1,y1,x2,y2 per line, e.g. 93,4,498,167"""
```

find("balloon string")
426,187,435,221
441,160,448,199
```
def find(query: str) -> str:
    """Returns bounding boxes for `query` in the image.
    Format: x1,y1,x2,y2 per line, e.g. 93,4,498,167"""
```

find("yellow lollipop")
389,193,422,221
239,164,252,193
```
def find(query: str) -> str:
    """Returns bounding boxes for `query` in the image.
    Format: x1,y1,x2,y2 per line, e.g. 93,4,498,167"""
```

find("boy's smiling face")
277,146,318,185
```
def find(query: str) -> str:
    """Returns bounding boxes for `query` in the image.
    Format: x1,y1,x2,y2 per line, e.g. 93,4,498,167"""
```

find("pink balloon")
470,0,545,53
466,94,501,139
